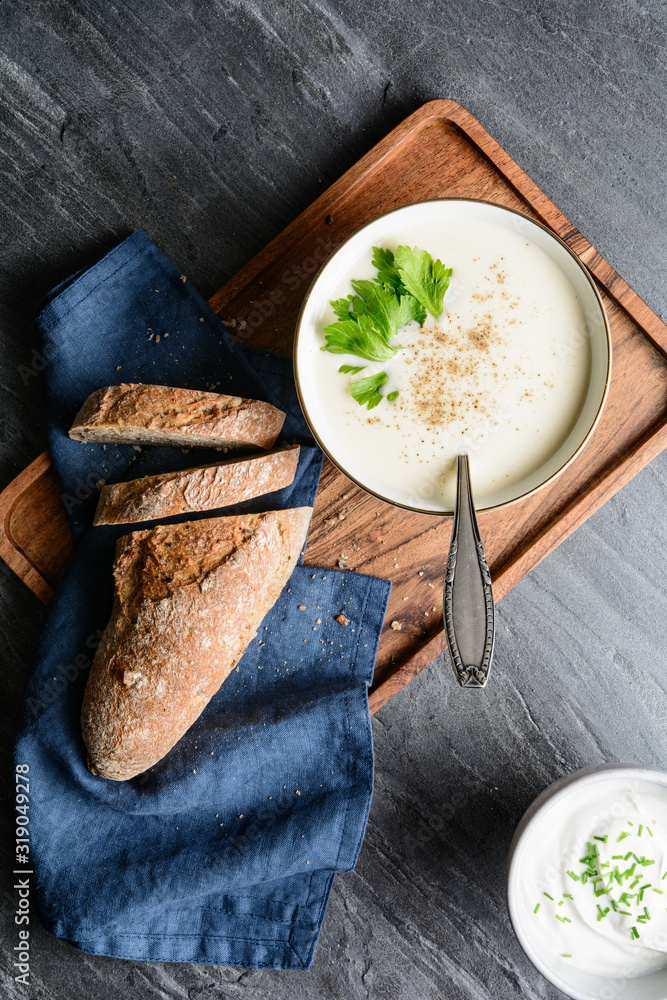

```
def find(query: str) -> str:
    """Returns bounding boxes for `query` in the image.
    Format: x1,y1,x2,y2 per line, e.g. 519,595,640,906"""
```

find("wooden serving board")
2,101,667,715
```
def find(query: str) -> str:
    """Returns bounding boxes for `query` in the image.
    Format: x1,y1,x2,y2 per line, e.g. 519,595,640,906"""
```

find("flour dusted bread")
81,507,312,780
93,445,300,525
69,383,285,450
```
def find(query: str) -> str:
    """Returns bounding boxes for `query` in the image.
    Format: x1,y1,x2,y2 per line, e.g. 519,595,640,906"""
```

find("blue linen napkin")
14,232,391,969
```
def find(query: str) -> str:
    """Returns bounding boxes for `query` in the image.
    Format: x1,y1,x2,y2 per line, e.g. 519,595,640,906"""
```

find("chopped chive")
633,854,642,864
639,884,651,902
628,821,634,827
653,888,664,895
647,826,653,838
594,835,608,843
631,926,639,939
643,859,655,867
624,852,633,861
637,915,646,924
567,871,580,882
612,855,624,860
544,892,554,901
558,900,564,907
662,871,667,880
563,893,574,900
619,910,633,916
611,899,619,911
631,878,641,889
617,832,630,842
534,903,540,914
561,954,571,958
581,873,588,884
645,907,651,920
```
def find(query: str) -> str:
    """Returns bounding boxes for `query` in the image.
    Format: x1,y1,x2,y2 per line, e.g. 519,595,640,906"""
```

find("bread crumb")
335,614,349,625
338,512,345,520
418,570,424,577
337,559,348,568
199,317,204,322
115,365,121,371
315,618,321,624
298,605,306,610
96,479,105,489
155,334,161,343
180,275,187,283
295,790,301,795
390,620,402,630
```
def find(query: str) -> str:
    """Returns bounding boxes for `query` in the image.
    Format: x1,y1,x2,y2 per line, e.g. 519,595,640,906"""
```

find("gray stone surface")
1,1,666,998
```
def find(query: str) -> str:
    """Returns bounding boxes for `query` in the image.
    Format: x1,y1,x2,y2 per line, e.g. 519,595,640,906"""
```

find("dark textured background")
1,2,666,998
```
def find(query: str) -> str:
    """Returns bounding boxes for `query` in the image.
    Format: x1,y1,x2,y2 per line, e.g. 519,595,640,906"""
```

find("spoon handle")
444,455,495,688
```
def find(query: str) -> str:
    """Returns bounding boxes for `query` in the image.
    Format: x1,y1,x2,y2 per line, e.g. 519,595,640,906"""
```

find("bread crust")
93,445,300,525
81,507,312,780
69,384,285,450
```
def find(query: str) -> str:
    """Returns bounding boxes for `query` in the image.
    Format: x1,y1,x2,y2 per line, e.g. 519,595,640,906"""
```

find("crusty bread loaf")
81,507,312,780
93,445,300,525
69,383,285,450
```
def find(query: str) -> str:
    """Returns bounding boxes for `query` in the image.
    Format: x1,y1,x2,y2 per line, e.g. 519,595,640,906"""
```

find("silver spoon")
443,454,495,687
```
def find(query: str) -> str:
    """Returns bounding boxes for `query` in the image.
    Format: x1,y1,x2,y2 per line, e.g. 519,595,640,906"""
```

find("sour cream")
520,778,667,977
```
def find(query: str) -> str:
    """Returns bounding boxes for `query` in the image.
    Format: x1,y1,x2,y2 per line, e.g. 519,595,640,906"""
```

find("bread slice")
81,508,312,781
93,445,300,526
69,383,285,450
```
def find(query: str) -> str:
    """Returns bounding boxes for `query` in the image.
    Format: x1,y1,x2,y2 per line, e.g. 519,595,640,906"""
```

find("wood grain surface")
1,101,666,715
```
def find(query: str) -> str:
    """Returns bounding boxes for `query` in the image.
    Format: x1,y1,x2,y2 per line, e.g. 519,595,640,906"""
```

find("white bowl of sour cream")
294,199,611,514
507,765,667,1000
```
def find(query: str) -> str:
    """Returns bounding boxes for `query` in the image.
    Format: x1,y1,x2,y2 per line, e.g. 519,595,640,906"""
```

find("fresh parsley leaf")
371,246,406,293
387,390,399,401
350,371,388,410
330,295,355,321
320,315,397,362
350,280,425,339
338,364,366,375
394,245,452,317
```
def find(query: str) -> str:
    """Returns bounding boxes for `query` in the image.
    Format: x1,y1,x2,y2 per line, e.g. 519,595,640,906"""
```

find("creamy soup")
303,216,595,511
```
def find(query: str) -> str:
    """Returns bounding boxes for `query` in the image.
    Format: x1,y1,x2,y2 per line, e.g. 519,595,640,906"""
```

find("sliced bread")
69,383,285,450
93,445,300,525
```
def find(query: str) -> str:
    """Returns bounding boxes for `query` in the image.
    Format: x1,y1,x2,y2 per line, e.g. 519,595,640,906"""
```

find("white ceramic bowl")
507,764,667,1000
294,198,611,514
